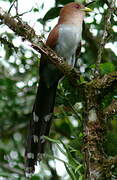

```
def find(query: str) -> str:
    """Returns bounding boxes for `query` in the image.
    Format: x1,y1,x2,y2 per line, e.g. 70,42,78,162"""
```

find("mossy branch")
103,99,117,119
88,71,117,90
0,7,80,86
0,7,117,90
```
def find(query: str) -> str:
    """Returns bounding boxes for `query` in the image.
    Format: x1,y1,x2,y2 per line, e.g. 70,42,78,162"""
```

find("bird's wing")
40,25,62,87
74,41,81,68
46,25,59,48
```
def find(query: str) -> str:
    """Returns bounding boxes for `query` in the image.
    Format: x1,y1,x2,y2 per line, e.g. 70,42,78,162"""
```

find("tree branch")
0,7,80,86
108,156,117,166
88,71,117,90
103,99,117,119
0,163,24,175
103,0,117,16
0,7,39,42
95,0,116,75
0,7,117,90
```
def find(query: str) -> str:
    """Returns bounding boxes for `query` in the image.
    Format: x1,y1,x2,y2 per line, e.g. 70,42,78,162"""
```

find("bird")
25,2,92,173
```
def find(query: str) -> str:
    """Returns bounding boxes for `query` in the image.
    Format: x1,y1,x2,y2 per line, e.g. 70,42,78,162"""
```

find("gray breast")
55,24,82,66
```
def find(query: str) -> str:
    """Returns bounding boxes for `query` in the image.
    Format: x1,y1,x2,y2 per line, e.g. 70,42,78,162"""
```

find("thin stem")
95,0,115,76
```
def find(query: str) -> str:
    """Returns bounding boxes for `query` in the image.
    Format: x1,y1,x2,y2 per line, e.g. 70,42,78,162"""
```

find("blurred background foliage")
0,0,117,179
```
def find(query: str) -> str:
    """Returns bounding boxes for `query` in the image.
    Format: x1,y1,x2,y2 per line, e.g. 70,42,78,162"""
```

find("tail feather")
25,79,58,173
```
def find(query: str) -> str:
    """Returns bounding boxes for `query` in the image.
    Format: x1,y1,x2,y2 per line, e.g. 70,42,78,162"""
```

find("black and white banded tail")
25,78,58,173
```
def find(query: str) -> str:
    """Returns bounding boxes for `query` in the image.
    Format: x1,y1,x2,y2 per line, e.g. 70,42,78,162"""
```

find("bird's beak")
80,7,93,12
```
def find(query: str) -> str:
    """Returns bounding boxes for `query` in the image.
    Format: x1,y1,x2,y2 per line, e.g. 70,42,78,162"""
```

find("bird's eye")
75,4,80,9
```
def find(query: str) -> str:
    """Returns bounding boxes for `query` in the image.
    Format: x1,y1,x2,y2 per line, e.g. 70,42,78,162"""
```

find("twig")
8,0,32,19
0,163,24,175
95,0,116,76
0,123,26,137
14,0,18,16
85,1,95,7
13,8,33,18
103,0,117,16
8,0,17,13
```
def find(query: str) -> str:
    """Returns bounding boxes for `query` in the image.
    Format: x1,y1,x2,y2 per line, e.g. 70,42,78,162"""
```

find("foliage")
0,0,117,179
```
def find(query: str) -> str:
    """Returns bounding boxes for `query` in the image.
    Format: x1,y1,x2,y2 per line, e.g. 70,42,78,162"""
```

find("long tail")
25,79,58,173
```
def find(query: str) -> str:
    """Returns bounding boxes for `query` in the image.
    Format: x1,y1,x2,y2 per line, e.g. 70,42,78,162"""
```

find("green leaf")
9,0,14,3
89,64,96,69
64,163,77,180
56,0,73,5
99,62,115,75
31,176,41,180
43,7,61,22
80,75,86,83
60,140,79,168
44,136,67,155
75,164,83,173
44,136,60,143
89,62,115,75
79,176,84,180
33,8,39,12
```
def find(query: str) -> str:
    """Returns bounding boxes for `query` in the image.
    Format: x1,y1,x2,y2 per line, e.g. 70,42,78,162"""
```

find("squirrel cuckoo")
25,2,92,173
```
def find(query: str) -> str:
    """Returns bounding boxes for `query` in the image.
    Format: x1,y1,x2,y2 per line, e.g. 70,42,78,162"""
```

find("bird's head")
59,2,92,25
62,2,92,12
